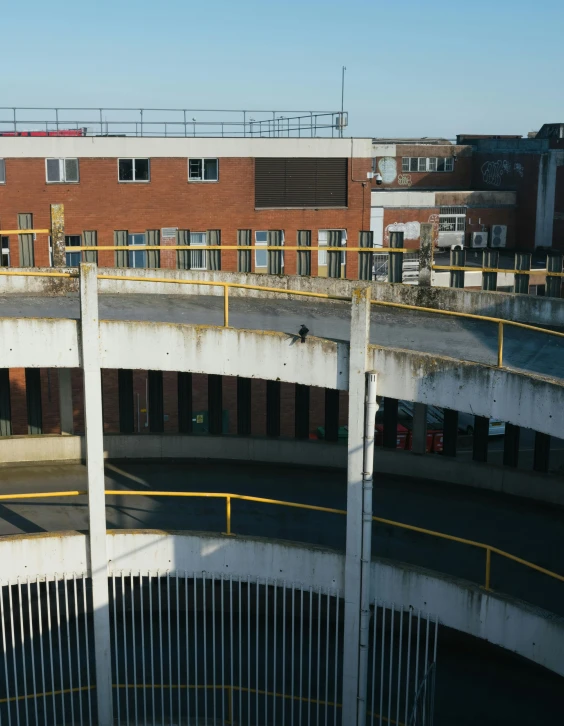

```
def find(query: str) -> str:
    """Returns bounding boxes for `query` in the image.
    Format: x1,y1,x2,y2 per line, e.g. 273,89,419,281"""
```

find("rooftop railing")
0,107,348,138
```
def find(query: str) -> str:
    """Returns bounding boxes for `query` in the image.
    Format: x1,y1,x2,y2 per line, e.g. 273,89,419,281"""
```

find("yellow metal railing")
1,267,564,369
2,489,563,598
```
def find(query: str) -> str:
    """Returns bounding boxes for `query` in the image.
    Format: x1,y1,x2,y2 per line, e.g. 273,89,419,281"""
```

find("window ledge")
255,206,348,211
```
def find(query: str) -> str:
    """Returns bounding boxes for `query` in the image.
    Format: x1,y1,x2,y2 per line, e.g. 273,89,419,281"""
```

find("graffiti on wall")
384,214,440,244
378,157,397,183
481,159,525,186
384,221,420,243
398,174,412,187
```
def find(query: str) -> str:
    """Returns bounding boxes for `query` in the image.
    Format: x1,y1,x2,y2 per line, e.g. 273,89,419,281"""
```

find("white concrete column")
80,263,113,724
342,286,371,723
411,402,428,455
58,369,74,435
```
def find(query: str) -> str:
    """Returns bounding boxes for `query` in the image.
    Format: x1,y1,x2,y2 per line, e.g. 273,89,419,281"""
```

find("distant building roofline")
373,137,453,145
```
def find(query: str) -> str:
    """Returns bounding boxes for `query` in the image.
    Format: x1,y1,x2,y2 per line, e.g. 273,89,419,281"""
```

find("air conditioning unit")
471,231,488,248
490,225,507,248
437,231,465,249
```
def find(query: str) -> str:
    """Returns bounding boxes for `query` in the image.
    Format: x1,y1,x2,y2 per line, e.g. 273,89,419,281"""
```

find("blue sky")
2,0,562,138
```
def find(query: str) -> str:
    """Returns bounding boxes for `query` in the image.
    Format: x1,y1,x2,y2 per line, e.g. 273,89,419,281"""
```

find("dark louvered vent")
255,158,348,208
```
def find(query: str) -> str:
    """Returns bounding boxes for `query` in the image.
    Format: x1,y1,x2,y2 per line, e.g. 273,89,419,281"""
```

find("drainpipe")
357,371,377,726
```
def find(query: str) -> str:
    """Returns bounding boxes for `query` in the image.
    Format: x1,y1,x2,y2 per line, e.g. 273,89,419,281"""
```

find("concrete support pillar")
515,252,531,295
503,423,520,468
546,252,563,299
442,409,458,457
50,203,65,268
383,397,398,449
324,388,339,442
472,415,489,463
450,248,466,288
534,432,551,473
388,231,403,283
237,377,251,435
294,384,310,439
482,249,499,291
411,403,428,455
342,286,371,724
58,369,74,435
418,224,433,287
266,380,281,437
79,263,113,725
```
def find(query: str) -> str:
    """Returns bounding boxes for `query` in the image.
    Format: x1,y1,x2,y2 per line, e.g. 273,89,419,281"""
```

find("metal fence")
0,108,347,139
0,573,437,726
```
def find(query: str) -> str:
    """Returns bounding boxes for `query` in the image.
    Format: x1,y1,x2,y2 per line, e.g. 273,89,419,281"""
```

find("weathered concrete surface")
369,345,564,439
1,267,564,327
1,460,563,617
1,528,562,678
1,291,562,380
2,310,564,436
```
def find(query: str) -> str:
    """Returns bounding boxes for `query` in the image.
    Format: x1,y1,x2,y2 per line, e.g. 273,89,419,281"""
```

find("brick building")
371,123,564,252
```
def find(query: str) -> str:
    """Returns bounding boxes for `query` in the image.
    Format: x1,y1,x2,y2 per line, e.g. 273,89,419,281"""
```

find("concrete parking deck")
0,292,563,380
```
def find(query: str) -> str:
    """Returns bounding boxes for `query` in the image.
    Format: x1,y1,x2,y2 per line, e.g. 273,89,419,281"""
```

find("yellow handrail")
2,488,561,595
1,266,563,370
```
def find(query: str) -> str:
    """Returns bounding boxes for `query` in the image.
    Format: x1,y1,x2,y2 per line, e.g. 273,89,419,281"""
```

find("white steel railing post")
80,262,114,724
342,286,372,724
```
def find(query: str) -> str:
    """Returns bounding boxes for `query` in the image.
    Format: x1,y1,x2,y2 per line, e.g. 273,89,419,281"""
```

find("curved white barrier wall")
1,317,563,438
1,531,562,677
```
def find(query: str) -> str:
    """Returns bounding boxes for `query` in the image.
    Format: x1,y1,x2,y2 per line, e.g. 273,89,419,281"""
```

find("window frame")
254,231,268,268
45,158,80,184
65,235,82,267
401,157,455,173
0,237,9,267
189,232,208,270
188,157,219,182
128,233,147,268
118,158,151,183
254,231,285,269
439,206,466,233
318,229,347,267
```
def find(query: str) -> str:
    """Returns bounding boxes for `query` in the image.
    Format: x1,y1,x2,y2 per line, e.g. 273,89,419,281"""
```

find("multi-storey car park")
0,109,564,725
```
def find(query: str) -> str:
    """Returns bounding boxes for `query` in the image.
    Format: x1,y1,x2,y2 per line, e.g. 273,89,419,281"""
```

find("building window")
439,207,466,232
0,237,9,267
128,233,147,268
118,158,150,182
46,158,79,183
189,158,219,181
65,235,82,266
318,230,347,266
189,232,207,270
0,159,5,184
255,231,268,268
402,157,454,173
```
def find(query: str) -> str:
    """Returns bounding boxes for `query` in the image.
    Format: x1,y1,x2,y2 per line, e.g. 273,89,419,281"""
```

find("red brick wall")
382,208,440,249
471,153,540,250
373,146,472,191
4,368,350,440
0,156,372,279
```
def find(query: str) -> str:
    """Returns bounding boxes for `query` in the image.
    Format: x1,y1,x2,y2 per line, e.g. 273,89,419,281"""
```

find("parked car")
458,412,505,436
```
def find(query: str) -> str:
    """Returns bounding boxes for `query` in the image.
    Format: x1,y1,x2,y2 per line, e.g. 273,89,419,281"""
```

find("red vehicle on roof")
0,129,86,137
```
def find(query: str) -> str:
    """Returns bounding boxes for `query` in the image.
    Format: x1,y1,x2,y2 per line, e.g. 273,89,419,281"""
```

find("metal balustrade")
0,107,347,138
0,490,562,606
0,571,436,726
3,264,563,370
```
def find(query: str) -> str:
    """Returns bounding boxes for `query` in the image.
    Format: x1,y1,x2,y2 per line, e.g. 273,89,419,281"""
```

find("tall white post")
342,286,371,722
80,263,113,724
